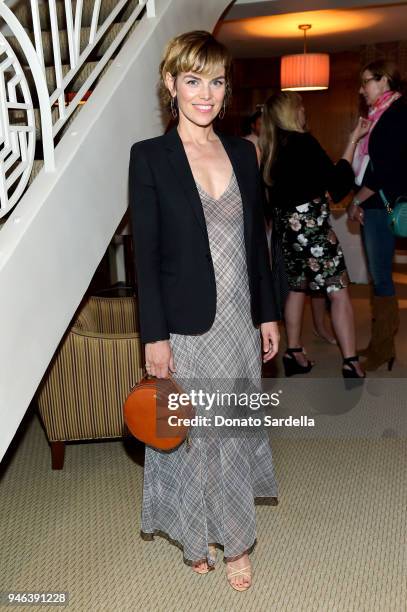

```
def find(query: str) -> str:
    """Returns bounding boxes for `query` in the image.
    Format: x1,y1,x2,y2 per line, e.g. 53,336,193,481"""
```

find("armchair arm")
37,330,143,441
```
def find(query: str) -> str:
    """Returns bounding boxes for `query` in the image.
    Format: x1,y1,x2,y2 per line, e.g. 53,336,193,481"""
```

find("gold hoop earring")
218,101,226,120
170,96,178,119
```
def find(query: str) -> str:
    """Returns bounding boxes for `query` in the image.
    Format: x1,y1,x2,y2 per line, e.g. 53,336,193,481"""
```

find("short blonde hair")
260,91,304,185
159,30,232,108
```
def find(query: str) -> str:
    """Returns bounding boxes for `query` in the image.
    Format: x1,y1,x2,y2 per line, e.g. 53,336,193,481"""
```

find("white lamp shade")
281,53,330,91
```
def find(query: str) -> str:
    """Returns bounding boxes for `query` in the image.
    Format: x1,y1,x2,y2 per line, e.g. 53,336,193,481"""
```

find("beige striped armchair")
37,296,143,469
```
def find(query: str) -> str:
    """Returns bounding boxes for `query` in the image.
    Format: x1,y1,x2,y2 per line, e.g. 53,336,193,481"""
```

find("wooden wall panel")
301,51,361,159
224,41,407,160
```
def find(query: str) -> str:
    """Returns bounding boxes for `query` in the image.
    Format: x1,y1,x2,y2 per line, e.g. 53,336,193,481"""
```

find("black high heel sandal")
342,356,366,379
283,347,314,377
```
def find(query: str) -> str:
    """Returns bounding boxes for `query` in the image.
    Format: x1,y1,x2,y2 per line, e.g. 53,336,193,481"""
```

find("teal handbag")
379,190,407,237
369,159,407,237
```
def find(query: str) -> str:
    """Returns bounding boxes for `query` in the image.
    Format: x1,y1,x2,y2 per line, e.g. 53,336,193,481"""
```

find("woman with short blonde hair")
129,30,281,591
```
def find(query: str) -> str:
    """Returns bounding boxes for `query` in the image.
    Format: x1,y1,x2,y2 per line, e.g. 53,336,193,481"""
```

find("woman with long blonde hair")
260,91,369,377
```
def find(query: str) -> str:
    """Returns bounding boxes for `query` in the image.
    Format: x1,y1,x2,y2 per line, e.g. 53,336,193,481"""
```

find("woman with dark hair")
347,60,407,370
129,31,281,591
260,91,369,377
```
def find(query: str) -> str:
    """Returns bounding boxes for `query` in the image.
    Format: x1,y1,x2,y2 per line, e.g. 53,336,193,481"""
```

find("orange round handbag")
123,375,194,451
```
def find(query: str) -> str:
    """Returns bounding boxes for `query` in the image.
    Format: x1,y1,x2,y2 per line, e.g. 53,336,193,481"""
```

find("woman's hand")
347,202,364,225
260,322,280,362
145,340,175,379
350,117,371,143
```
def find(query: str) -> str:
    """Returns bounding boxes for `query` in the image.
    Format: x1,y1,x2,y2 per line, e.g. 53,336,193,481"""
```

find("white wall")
0,0,231,461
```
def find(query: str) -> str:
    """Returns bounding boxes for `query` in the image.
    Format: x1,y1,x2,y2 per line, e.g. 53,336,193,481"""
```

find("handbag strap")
143,372,190,400
379,189,393,214
370,160,393,213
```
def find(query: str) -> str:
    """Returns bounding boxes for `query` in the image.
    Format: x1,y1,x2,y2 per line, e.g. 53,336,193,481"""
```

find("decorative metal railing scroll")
0,0,155,217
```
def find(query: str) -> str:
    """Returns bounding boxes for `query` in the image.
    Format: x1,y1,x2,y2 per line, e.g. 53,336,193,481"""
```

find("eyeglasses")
361,77,376,88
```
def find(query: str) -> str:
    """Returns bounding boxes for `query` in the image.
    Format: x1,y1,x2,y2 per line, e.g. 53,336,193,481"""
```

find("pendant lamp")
281,24,329,91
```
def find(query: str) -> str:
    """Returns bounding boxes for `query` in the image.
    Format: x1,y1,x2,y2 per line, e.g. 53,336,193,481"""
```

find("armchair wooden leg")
51,441,65,469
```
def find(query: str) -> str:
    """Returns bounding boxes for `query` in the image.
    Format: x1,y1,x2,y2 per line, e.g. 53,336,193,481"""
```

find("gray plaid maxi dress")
140,172,278,565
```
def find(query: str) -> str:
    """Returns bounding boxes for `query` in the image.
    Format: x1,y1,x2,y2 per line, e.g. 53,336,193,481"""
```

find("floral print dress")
267,130,354,294
278,195,349,293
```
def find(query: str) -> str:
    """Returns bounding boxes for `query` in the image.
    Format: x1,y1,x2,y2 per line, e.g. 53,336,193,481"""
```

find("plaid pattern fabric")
141,173,277,564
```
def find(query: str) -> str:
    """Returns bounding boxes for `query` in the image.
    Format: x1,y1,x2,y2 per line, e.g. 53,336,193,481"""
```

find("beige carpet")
1,283,407,612
1,417,406,612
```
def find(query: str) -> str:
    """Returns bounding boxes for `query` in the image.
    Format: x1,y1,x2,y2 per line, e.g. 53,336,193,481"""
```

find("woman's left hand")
347,202,364,225
260,322,280,362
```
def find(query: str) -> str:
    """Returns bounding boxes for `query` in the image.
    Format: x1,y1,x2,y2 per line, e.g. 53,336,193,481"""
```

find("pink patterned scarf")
352,90,402,185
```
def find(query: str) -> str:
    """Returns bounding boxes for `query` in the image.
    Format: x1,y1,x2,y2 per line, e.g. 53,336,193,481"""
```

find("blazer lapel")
164,127,209,241
163,127,254,265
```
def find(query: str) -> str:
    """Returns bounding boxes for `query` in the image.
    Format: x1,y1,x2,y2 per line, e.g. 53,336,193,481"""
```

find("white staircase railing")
0,0,155,217
0,26,37,210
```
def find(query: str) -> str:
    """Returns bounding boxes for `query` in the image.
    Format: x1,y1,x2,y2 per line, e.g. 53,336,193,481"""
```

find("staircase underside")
0,0,231,461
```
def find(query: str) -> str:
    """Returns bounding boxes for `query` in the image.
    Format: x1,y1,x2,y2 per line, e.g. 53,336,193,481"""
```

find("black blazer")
129,127,281,344
362,96,407,209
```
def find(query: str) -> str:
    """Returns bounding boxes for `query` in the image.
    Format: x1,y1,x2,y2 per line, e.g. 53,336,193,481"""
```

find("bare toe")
226,553,252,591
192,560,209,574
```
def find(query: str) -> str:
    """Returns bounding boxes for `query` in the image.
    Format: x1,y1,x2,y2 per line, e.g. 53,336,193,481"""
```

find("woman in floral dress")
260,92,369,378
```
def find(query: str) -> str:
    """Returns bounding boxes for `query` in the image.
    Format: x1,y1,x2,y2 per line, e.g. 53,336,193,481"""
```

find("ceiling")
216,1,407,57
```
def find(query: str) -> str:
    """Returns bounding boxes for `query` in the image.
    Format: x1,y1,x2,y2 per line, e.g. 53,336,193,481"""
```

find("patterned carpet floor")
1,285,407,611
1,415,406,611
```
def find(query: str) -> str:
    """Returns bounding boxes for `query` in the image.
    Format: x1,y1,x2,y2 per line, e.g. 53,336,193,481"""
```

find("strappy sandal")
226,562,252,591
283,347,314,377
192,544,217,574
208,544,217,565
342,356,366,379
